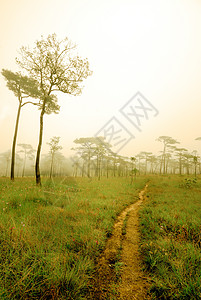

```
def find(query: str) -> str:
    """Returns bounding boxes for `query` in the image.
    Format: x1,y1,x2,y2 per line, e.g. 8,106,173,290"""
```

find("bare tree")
16,34,92,185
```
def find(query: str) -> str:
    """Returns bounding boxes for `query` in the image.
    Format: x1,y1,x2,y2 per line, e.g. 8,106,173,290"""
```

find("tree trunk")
98,157,101,180
186,162,189,175
131,161,134,184
159,157,162,174
22,149,27,177
96,156,99,177
82,162,85,177
106,159,109,178
163,143,166,174
35,104,45,185
145,158,147,174
179,155,182,175
138,158,141,175
113,161,116,177
11,103,21,181
50,153,54,178
87,151,91,178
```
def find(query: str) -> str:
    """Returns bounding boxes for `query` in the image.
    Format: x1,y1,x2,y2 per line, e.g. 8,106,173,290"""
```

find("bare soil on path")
87,184,151,300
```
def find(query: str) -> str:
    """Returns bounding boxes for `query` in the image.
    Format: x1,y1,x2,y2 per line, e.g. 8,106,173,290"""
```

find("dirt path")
87,184,150,299
118,184,150,299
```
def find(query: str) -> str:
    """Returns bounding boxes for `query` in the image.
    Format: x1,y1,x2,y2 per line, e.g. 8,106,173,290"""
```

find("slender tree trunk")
151,164,154,173
159,157,162,174
74,164,78,177
82,162,85,177
113,160,116,177
145,157,147,174
179,155,182,175
138,158,141,175
98,157,101,180
186,162,189,175
87,151,91,178
131,161,134,184
50,154,54,178
96,155,99,177
163,143,166,174
35,104,45,185
11,103,21,180
22,149,26,177
166,157,170,174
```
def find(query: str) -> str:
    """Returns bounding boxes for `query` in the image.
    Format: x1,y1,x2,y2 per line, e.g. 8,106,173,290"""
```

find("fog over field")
0,2,201,298
0,0,201,166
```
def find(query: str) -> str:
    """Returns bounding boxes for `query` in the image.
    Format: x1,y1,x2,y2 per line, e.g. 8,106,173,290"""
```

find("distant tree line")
70,135,201,179
1,135,200,179
0,138,71,178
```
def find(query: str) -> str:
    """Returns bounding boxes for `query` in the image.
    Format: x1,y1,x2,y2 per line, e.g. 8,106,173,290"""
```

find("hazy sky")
0,0,201,158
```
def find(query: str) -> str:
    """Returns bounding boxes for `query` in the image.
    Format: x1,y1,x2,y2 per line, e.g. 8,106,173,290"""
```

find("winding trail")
118,184,150,299
87,184,150,299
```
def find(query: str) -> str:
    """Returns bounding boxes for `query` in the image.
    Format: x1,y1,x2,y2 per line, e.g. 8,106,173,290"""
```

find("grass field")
139,175,201,299
0,175,200,299
0,176,147,299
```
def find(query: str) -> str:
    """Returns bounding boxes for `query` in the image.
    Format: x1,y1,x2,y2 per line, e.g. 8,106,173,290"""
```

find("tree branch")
21,101,39,107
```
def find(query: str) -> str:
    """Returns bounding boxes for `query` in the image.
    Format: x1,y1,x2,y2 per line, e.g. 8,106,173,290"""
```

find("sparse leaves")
16,34,92,98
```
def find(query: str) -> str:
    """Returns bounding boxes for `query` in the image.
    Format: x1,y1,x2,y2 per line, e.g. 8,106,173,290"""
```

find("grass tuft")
139,175,201,299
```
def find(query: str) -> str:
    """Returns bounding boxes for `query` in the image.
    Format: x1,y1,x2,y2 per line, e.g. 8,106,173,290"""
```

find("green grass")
0,176,146,299
139,175,201,299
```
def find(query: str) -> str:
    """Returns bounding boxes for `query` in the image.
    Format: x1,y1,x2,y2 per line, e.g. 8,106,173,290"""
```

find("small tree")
156,136,179,174
47,137,62,178
148,155,158,174
17,143,35,177
139,151,152,174
1,70,40,180
16,34,92,185
72,137,112,178
192,150,199,177
15,153,23,177
130,156,136,184
183,153,193,175
0,151,11,177
93,137,112,180
73,137,96,178
174,147,188,175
